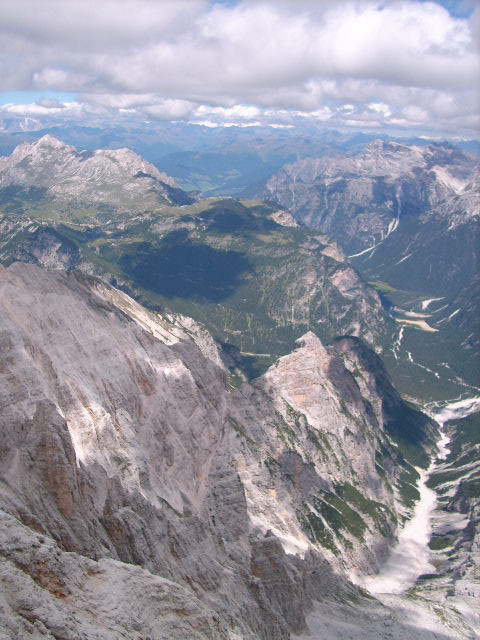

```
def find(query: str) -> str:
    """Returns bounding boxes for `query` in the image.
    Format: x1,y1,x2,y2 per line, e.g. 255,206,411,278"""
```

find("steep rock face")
0,135,193,216
9,226,82,271
259,141,478,255
0,509,232,640
0,263,433,638
260,332,384,491
332,336,434,467
255,333,434,566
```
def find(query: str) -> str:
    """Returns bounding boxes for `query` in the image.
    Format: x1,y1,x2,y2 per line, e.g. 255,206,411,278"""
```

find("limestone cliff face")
0,263,433,638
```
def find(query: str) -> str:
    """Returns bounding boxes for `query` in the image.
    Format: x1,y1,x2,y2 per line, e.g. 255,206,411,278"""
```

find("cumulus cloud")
0,0,478,135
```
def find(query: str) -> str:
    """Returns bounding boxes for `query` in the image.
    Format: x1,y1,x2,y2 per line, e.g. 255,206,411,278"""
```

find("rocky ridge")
255,140,480,401
0,262,443,639
0,135,193,217
258,140,479,255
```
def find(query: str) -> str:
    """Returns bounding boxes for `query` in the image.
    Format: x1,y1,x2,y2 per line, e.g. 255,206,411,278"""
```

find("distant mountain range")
1,120,478,197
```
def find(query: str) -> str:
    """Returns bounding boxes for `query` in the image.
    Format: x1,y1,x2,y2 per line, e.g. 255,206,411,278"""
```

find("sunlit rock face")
0,263,433,638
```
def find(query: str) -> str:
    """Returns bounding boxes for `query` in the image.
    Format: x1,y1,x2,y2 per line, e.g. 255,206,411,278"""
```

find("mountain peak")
294,330,325,350
35,134,71,149
0,136,193,215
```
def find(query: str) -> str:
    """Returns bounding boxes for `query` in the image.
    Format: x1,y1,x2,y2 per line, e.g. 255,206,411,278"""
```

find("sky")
0,0,478,137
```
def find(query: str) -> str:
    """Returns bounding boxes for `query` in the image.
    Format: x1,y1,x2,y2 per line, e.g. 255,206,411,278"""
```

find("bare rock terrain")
0,262,448,638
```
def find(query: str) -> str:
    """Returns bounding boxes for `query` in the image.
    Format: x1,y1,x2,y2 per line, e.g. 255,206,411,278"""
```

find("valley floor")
298,397,480,640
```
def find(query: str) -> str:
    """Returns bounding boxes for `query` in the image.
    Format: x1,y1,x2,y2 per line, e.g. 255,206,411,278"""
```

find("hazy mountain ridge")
1,122,477,197
0,263,443,639
257,140,478,255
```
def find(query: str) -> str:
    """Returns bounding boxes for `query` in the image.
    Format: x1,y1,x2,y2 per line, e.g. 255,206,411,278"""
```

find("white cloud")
36,97,66,109
369,103,392,117
143,99,194,121
1,101,71,117
0,0,478,135
194,104,261,121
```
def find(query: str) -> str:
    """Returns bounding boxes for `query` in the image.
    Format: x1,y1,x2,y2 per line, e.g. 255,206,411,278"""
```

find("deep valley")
0,133,478,639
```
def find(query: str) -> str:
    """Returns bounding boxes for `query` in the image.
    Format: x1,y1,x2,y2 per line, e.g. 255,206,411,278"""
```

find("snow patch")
398,310,431,319
433,167,468,194
421,297,444,310
446,308,460,321
348,215,399,258
433,396,480,427
392,327,404,361
394,252,411,265
395,318,438,332
358,467,437,595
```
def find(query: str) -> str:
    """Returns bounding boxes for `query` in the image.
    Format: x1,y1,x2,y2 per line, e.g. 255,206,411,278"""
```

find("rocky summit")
0,135,193,218
0,262,449,639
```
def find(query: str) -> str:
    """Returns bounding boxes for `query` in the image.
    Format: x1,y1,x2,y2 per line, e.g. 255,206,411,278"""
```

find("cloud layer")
1,0,478,135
